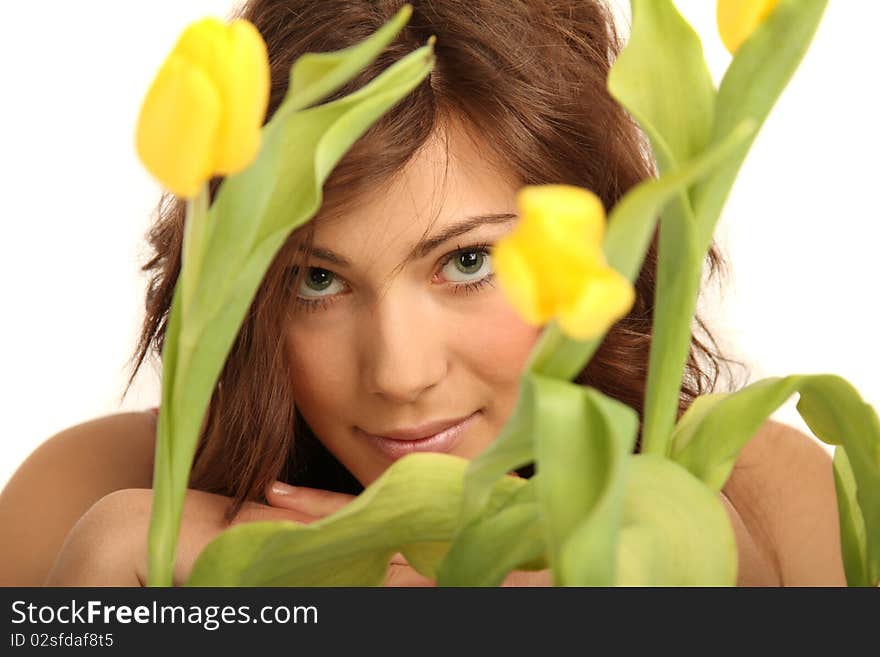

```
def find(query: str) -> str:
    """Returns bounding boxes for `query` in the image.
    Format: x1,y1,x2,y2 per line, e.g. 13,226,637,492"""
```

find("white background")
1,1,877,489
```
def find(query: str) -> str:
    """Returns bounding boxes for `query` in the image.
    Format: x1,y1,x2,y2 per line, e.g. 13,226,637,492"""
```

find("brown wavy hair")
124,0,743,520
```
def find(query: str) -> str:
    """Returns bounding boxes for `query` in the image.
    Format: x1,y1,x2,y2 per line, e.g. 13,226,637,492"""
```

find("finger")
383,563,435,587
499,568,554,587
235,500,321,526
265,480,357,517
389,551,409,566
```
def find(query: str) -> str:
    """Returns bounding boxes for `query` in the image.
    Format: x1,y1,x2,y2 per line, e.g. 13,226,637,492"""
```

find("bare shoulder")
9,411,158,489
0,410,158,585
722,418,847,586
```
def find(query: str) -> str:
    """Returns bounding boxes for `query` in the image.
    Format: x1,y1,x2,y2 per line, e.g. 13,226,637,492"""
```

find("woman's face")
284,121,542,487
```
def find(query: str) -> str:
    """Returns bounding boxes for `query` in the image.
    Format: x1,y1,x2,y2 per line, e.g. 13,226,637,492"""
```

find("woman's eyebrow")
303,212,518,268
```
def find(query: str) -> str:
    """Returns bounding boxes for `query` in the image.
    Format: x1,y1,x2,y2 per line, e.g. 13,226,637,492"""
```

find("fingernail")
270,480,297,496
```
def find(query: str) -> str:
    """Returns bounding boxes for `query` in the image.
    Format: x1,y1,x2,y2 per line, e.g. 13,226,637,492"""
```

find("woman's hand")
45,487,321,586
45,483,553,587
265,481,554,587
264,482,434,586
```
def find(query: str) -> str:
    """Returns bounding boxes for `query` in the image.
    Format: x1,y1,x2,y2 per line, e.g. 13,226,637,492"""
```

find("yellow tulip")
492,185,635,341
136,17,270,198
717,0,779,55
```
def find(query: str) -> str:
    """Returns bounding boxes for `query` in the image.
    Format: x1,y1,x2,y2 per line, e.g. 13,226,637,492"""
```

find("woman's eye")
441,247,493,283
298,268,345,298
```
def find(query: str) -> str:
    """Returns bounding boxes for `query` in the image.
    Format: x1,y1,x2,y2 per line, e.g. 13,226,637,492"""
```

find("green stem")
527,321,601,382
147,409,175,586
146,184,209,587
639,203,703,456
180,183,210,318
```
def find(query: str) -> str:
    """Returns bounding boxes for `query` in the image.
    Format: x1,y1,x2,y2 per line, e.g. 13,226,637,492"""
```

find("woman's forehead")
309,123,520,258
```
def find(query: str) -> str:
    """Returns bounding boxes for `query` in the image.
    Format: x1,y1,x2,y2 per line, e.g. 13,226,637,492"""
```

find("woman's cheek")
463,298,542,382
285,326,351,416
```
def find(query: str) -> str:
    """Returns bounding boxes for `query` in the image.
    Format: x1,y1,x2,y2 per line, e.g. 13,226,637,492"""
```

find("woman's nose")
360,292,447,403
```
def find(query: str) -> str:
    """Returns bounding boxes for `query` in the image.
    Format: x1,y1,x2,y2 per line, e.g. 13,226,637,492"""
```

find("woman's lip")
358,411,480,461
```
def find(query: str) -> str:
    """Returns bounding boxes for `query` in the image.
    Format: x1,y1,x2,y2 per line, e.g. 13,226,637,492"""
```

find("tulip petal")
717,0,780,55
213,20,270,174
135,53,221,197
546,243,608,310
492,239,547,325
557,267,635,341
516,184,606,246
496,183,633,337
174,17,229,81
135,17,270,196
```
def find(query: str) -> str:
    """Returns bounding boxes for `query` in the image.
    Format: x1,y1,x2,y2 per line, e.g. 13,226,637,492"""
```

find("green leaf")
186,454,524,586
398,541,452,580
192,40,436,323
283,5,415,114
453,378,638,587
671,378,790,490
638,197,701,457
458,121,754,530
410,469,537,582
554,2,713,459
603,121,755,284
605,0,716,456
833,447,870,586
797,378,880,586
458,375,538,527
692,0,829,251
608,0,826,459
607,0,715,174
616,455,737,586
627,122,753,458
148,27,435,586
530,376,638,584
669,374,880,586
555,388,638,586
524,120,756,385
436,478,548,586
